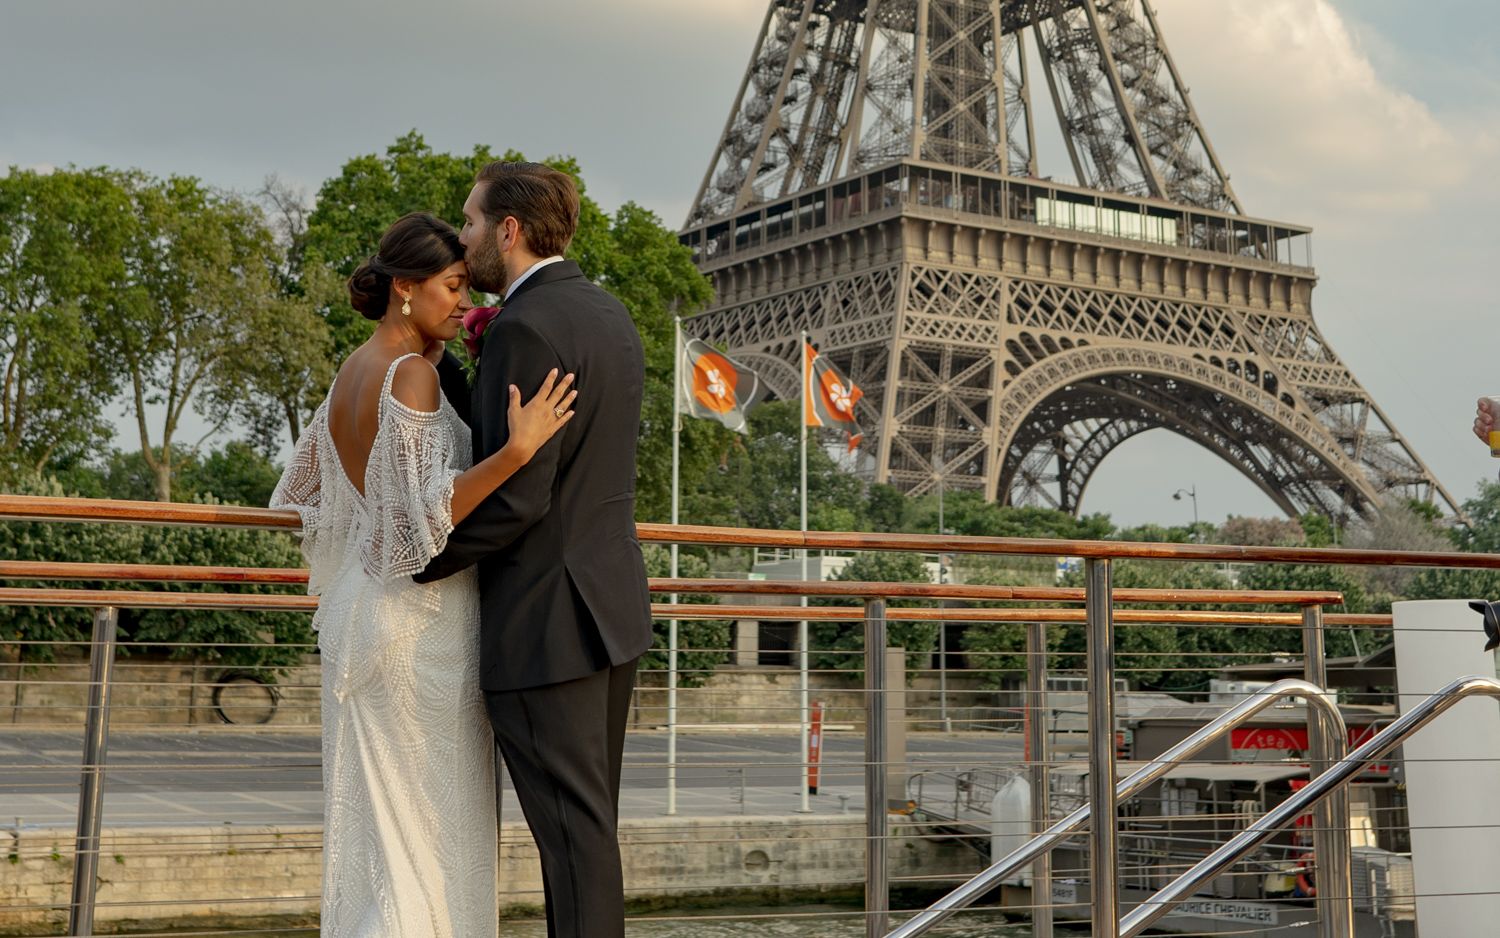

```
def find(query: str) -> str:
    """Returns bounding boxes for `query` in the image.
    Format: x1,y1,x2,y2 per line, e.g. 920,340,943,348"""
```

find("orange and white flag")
804,342,864,452
679,337,766,434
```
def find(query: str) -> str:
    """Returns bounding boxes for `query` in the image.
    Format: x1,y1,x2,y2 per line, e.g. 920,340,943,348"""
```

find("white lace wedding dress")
271,353,497,938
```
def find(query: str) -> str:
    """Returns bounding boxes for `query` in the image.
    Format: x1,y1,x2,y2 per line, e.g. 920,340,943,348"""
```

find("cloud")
1154,0,1497,232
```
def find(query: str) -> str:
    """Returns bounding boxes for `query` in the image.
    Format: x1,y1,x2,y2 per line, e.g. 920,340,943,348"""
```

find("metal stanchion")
1085,559,1118,934
1027,620,1054,938
865,598,889,938
1303,604,1354,938
69,606,119,937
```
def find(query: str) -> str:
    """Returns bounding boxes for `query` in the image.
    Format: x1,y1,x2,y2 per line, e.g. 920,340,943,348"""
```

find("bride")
271,212,575,936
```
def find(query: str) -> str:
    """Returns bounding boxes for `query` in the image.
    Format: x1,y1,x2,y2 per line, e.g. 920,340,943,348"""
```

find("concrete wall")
5,660,999,732
1,815,975,930
2,658,323,727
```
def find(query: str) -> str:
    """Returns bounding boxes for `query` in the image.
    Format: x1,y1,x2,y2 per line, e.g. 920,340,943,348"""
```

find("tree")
302,135,717,517
1408,481,1500,607
1344,499,1452,599
0,475,310,674
181,441,285,507
640,545,729,688
0,474,145,663
130,502,313,672
302,132,506,361
809,551,939,676
687,400,867,532
1214,515,1307,547
0,167,135,477
100,175,299,500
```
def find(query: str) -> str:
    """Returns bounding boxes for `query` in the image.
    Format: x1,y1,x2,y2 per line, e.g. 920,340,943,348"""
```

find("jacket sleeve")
436,349,472,427
412,317,566,583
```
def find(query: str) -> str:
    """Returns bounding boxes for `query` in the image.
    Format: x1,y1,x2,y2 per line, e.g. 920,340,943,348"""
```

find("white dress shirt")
503,256,566,304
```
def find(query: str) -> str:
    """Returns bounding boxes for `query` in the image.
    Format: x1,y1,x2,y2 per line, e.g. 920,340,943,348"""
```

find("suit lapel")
471,260,585,443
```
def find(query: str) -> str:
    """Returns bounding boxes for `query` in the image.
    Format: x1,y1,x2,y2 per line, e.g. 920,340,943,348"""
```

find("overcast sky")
3,0,1498,527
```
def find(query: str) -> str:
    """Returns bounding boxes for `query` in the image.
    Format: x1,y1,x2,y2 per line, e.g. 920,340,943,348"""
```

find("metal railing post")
884,679,1344,938
1027,620,1054,938
1085,558,1118,933
865,598,890,938
1303,604,1353,938
69,605,118,937
1118,675,1500,938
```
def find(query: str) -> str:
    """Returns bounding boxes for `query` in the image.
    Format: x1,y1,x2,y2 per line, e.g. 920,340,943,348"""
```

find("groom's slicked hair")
474,161,580,258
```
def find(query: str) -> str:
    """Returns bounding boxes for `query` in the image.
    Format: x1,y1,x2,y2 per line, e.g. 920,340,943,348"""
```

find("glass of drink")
1486,396,1500,456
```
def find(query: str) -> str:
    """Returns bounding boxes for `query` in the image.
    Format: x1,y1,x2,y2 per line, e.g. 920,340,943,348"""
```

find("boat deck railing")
2,494,1499,937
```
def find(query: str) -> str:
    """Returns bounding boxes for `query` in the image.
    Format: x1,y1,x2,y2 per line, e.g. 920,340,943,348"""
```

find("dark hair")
347,212,464,320
473,161,580,258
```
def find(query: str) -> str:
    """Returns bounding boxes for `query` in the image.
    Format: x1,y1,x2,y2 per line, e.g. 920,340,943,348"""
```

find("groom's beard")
465,232,508,296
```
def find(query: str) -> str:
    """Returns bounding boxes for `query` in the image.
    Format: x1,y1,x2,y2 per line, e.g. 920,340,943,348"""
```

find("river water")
225,906,1074,937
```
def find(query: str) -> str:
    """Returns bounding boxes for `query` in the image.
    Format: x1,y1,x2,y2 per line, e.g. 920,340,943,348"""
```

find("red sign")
1229,725,1390,774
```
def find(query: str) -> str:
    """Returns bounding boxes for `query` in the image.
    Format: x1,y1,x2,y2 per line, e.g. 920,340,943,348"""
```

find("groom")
415,160,653,938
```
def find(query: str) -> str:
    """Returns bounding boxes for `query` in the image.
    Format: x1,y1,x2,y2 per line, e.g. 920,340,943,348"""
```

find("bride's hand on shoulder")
1477,397,1495,445
504,369,577,463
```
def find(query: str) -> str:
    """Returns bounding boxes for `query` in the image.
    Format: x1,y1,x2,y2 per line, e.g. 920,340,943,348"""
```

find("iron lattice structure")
681,0,1458,520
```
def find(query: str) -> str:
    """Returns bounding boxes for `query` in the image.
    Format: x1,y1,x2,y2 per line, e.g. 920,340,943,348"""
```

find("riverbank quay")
1,814,975,932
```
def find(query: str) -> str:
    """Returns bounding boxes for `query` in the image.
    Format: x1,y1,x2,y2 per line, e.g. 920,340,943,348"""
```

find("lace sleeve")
360,398,461,581
269,404,330,591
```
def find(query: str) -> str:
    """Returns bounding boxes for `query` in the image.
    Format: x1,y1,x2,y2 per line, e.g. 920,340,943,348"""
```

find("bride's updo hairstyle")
347,212,464,320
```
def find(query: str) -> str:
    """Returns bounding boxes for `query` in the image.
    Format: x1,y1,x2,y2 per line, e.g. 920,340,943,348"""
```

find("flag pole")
799,330,812,814
668,313,682,817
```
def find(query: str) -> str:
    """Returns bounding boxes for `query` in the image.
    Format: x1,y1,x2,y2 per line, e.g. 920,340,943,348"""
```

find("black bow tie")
1467,600,1500,652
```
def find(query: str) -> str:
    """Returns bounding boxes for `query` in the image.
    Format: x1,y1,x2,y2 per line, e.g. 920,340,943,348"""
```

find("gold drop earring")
401,294,412,317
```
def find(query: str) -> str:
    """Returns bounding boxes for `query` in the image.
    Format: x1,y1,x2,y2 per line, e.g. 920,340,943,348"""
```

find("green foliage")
92,172,321,500
0,475,143,661
640,545,728,688
0,167,135,477
1407,481,1500,605
687,401,866,532
810,552,938,677
182,442,284,507
129,501,313,672
302,134,715,521
301,132,507,360
0,474,311,674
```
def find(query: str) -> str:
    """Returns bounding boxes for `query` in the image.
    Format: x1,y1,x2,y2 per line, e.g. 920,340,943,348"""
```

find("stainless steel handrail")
885,677,1347,938
1117,674,1500,938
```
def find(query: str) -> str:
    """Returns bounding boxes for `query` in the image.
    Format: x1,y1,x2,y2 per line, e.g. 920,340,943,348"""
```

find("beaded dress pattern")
272,353,496,938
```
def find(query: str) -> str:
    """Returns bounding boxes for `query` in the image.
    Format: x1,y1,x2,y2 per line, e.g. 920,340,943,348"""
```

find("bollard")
69,606,119,937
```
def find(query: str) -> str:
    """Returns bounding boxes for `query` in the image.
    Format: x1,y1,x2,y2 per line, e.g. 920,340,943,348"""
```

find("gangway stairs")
888,674,1500,938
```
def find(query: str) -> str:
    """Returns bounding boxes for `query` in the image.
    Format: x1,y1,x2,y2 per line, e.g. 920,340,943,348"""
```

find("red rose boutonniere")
462,306,502,359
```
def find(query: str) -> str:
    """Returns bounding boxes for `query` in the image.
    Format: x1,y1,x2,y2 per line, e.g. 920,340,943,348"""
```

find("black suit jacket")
414,260,653,691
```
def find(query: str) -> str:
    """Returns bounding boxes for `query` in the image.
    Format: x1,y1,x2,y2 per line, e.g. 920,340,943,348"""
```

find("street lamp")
1172,485,1200,539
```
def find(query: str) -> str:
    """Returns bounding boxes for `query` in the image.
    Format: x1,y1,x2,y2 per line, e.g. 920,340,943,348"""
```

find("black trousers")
485,657,638,938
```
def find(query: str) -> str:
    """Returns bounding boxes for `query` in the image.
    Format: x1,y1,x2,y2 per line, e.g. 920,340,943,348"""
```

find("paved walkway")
0,728,1033,828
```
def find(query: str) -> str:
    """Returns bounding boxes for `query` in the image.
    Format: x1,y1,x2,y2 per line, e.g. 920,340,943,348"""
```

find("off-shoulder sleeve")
359,398,461,581
269,404,333,593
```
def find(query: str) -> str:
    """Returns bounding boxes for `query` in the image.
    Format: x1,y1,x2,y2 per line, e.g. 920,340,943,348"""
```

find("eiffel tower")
679,0,1458,521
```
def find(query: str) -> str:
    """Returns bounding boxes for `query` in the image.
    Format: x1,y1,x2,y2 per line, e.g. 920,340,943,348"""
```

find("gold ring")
553,407,567,419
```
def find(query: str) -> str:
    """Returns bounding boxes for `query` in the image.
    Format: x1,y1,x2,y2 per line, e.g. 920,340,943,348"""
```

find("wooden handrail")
0,587,1388,626
652,603,1391,627
649,578,1341,606
0,561,1341,607
0,587,318,612
0,561,310,584
0,493,1491,569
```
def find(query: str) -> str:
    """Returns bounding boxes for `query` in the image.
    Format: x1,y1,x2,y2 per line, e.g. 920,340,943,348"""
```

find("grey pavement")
0,728,1028,828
